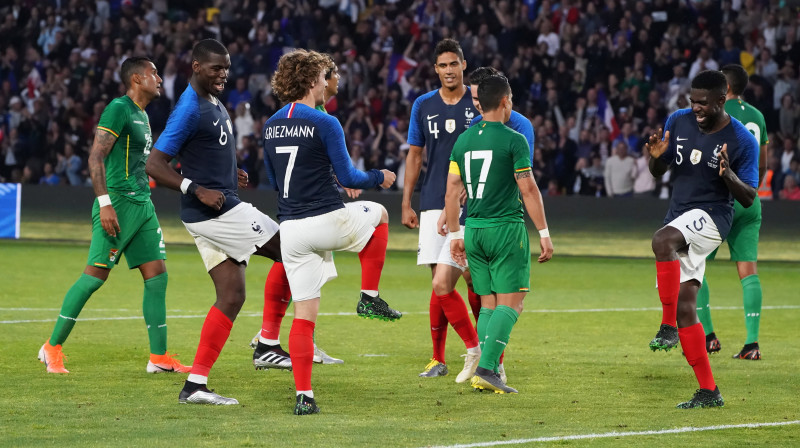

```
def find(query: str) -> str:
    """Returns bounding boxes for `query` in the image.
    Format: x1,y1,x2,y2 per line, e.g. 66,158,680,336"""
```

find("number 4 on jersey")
464,150,492,199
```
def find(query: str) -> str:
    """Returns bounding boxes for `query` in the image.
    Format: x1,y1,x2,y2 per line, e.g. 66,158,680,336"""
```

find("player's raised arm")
718,144,757,208
322,117,389,190
88,128,120,237
647,128,671,177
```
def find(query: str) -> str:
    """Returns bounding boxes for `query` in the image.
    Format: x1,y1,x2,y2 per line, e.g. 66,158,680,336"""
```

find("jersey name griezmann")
264,125,315,140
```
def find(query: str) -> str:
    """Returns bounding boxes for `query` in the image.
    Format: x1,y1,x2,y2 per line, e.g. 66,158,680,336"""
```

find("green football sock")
696,277,714,335
478,305,518,372
741,274,762,344
49,273,105,346
143,272,168,355
477,307,493,351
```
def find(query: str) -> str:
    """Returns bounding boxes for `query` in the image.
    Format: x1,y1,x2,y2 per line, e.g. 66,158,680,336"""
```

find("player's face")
689,88,725,132
193,52,231,97
502,92,513,122
326,69,340,97
312,70,328,106
434,52,466,91
469,84,482,114
138,62,162,99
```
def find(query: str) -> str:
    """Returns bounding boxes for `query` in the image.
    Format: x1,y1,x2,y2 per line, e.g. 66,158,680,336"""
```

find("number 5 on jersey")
464,150,492,199
276,145,298,198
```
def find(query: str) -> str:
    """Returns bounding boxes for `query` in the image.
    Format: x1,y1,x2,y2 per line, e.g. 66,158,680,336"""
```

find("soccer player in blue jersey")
146,39,291,405
262,49,398,415
646,70,759,409
402,39,483,383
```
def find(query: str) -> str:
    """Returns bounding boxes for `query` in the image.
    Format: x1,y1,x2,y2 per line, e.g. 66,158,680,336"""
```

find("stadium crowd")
0,0,799,200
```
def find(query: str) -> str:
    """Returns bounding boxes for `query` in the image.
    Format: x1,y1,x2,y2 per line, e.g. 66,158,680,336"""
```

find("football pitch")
1,240,798,447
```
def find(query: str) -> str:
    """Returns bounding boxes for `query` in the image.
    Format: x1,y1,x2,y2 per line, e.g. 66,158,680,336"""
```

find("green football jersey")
450,121,531,228
725,98,768,148
96,95,153,203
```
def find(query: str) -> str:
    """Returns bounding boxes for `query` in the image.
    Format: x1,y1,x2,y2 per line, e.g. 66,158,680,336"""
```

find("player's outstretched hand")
237,169,249,189
645,128,669,159
343,187,362,199
380,169,396,189
718,144,730,178
196,185,225,211
450,239,467,267
538,236,553,263
99,204,120,238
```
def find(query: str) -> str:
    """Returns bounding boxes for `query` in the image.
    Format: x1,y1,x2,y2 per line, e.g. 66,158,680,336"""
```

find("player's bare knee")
651,231,676,260
379,205,389,224
432,276,453,296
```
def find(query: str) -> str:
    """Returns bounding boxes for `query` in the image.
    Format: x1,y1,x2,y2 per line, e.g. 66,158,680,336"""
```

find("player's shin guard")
656,260,680,326
679,323,716,390
142,272,168,355
289,319,315,392
262,262,292,343
430,290,448,363
438,290,479,348
477,307,493,351
190,306,232,378
359,223,388,291
741,275,762,344
49,273,105,346
467,288,481,324
478,305,517,372
696,277,714,335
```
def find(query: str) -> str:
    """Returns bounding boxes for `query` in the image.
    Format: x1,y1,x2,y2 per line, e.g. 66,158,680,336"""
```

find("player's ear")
461,59,467,72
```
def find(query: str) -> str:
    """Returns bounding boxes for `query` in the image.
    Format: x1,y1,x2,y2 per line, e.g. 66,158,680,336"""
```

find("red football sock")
190,306,232,377
289,318,315,392
359,223,388,291
656,260,680,326
467,288,481,325
429,290,448,363
438,290,479,348
261,262,292,340
679,323,716,390
499,351,505,365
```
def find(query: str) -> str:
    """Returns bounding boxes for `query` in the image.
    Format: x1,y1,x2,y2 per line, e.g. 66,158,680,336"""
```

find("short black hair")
192,38,228,63
120,56,152,89
467,66,499,86
434,38,464,63
477,75,511,112
720,64,749,96
691,70,727,97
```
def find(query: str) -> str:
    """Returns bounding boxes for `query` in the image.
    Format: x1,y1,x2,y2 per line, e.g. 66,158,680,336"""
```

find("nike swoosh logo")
153,365,175,372
677,137,688,141
213,119,220,126
427,114,439,120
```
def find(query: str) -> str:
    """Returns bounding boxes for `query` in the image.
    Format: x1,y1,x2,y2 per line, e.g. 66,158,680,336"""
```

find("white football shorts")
666,208,723,283
183,202,279,272
280,201,383,301
417,209,467,270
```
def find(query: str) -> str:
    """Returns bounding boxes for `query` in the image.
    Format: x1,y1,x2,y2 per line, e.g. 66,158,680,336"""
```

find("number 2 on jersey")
276,145,298,198
464,150,492,199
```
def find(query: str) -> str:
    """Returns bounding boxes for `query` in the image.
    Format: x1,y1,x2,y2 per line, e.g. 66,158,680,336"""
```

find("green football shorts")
708,196,761,262
87,196,166,269
465,222,530,296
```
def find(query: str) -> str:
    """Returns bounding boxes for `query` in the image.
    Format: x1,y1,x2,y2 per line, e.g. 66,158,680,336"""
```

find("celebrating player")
262,49,397,415
402,39,482,383
147,39,290,405
646,70,759,408
445,74,553,394
696,64,768,360
38,57,190,375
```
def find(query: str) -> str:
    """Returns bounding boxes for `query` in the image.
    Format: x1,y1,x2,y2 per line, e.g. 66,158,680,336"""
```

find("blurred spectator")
780,138,798,174
38,161,59,185
779,175,800,200
604,141,635,197
633,151,656,197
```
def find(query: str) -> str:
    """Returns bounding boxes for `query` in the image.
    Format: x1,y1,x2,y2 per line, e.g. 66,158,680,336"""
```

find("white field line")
1,305,799,325
426,420,800,448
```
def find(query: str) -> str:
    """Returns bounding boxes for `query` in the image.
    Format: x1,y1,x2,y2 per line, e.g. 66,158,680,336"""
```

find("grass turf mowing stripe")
427,420,800,447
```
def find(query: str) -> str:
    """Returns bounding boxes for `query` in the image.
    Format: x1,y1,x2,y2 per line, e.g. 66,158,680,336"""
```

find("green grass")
0,240,798,447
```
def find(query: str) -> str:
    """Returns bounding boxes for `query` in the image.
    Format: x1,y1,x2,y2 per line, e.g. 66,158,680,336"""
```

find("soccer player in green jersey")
38,57,190,374
696,64,768,360
445,75,553,393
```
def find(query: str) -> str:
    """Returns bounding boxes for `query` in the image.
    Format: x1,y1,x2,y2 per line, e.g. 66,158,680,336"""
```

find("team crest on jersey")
108,248,119,263
445,119,456,133
690,149,702,165
464,108,474,128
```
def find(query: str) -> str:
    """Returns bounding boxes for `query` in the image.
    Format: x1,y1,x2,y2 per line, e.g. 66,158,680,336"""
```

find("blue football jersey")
154,85,240,223
263,102,384,222
470,110,535,162
407,88,475,211
660,109,759,239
